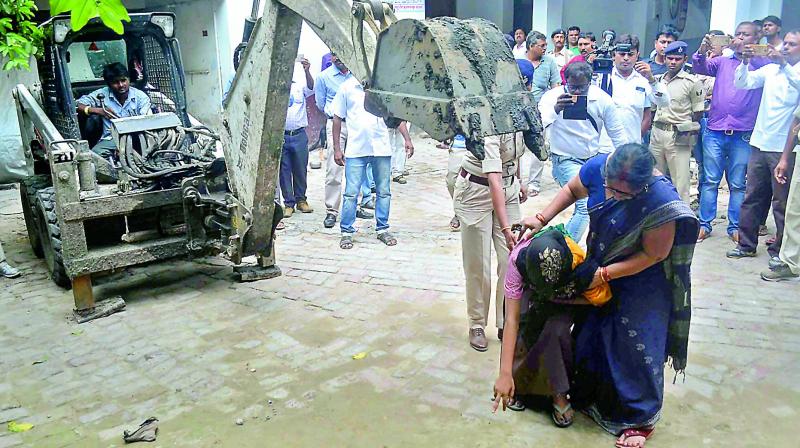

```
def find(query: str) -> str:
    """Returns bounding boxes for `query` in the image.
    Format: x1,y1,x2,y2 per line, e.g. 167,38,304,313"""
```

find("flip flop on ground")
450,216,460,232
377,232,397,246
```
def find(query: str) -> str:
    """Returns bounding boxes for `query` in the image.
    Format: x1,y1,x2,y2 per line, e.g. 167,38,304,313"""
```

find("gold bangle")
501,226,511,232
83,106,90,116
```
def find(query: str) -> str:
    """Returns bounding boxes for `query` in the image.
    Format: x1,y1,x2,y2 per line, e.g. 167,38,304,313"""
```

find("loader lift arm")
188,0,543,280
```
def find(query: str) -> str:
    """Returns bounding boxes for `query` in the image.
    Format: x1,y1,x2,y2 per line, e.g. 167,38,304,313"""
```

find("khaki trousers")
650,126,694,203
453,172,521,330
0,240,5,263
324,120,347,216
446,146,466,198
780,159,800,274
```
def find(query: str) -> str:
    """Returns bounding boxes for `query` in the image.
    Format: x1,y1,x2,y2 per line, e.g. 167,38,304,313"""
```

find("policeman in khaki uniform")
649,41,706,203
453,133,526,352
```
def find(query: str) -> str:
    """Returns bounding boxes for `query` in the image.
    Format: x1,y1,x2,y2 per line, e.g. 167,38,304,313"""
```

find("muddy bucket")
365,17,542,159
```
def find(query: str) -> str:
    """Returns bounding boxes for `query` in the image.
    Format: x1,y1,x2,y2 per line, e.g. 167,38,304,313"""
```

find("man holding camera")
595,34,670,154
692,22,770,243
649,41,705,203
538,61,630,240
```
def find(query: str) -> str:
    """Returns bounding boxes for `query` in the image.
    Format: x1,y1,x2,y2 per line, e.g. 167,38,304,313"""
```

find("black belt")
460,168,489,186
653,122,676,131
459,169,516,187
284,127,305,136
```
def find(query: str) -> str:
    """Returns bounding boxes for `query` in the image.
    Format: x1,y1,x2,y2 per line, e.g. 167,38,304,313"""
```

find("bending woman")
493,227,611,427
519,144,699,448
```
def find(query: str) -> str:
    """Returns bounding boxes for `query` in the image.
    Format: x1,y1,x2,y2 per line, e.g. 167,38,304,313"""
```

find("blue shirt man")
75,62,151,181
314,54,354,117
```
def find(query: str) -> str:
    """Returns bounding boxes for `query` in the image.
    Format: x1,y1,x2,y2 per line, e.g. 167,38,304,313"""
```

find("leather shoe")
323,213,336,228
361,198,375,210
497,328,503,341
469,328,488,352
0,261,20,279
296,201,314,213
283,206,294,218
356,208,374,219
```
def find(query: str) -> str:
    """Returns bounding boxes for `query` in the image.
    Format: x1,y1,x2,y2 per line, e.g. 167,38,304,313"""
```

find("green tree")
0,0,43,70
1,0,130,71
50,0,130,34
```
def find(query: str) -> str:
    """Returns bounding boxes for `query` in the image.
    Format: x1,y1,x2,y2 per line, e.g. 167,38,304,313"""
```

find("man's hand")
92,107,119,120
404,139,415,158
333,148,345,166
300,57,310,72
741,45,755,64
554,93,574,114
586,53,597,64
775,158,790,184
767,45,786,66
698,34,712,55
519,184,528,204
634,61,655,83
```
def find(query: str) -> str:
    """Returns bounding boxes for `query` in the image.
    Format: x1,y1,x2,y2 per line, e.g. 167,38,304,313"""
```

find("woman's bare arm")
605,220,676,280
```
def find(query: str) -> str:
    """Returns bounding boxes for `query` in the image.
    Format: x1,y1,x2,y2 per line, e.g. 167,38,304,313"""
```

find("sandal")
377,232,397,246
506,397,525,412
449,216,461,232
615,427,655,448
275,220,286,231
340,235,354,250
551,401,573,428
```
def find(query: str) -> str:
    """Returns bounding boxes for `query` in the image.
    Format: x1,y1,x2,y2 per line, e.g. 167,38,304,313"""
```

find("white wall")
457,0,515,32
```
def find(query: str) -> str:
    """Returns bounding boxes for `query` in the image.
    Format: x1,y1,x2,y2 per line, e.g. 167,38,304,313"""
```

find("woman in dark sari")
512,144,698,447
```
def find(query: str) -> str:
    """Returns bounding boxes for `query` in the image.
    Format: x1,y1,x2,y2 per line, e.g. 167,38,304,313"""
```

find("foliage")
50,0,131,34
0,0,43,70
0,0,131,71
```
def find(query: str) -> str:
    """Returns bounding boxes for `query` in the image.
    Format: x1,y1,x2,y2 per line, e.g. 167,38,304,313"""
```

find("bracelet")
600,266,612,282
535,213,549,226
83,106,90,116
500,226,511,232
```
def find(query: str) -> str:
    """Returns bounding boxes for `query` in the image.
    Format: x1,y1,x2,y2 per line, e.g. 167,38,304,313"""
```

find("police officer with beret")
649,41,706,203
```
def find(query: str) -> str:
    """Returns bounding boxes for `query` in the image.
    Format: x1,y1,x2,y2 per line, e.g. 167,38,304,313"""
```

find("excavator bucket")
365,17,543,159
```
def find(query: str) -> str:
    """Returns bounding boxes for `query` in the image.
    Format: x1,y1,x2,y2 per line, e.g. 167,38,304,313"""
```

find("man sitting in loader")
75,62,152,181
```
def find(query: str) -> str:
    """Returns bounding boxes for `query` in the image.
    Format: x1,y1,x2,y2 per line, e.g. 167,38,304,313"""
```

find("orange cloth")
564,236,613,306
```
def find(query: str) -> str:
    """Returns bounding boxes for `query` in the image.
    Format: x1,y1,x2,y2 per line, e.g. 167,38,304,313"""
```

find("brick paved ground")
1,137,798,447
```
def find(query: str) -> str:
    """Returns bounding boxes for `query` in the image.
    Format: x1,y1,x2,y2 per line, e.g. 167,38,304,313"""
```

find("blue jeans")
699,129,751,235
361,163,374,206
693,116,707,188
551,154,590,240
341,156,391,234
279,131,309,208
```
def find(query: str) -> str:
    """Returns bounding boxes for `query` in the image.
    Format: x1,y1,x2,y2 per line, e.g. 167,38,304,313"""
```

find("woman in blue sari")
517,144,698,447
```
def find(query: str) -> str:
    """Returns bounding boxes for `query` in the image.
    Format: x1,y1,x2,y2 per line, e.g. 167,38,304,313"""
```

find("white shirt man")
595,66,670,153
734,61,800,153
332,78,397,247
285,81,313,132
538,84,631,159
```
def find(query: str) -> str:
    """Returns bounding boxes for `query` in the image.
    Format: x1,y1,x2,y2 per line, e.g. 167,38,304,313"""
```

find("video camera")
591,29,627,75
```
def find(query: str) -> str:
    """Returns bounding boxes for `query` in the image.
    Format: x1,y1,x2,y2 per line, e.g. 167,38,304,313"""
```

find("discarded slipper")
123,417,159,443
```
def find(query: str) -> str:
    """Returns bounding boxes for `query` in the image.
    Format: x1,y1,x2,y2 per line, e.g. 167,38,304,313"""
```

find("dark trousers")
738,147,796,257
279,130,309,208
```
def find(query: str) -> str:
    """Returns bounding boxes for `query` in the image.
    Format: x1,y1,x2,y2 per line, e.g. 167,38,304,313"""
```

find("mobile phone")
295,53,304,62
750,44,770,57
709,35,731,48
563,95,588,120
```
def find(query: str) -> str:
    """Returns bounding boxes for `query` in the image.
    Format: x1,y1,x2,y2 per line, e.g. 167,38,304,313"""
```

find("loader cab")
37,13,190,149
